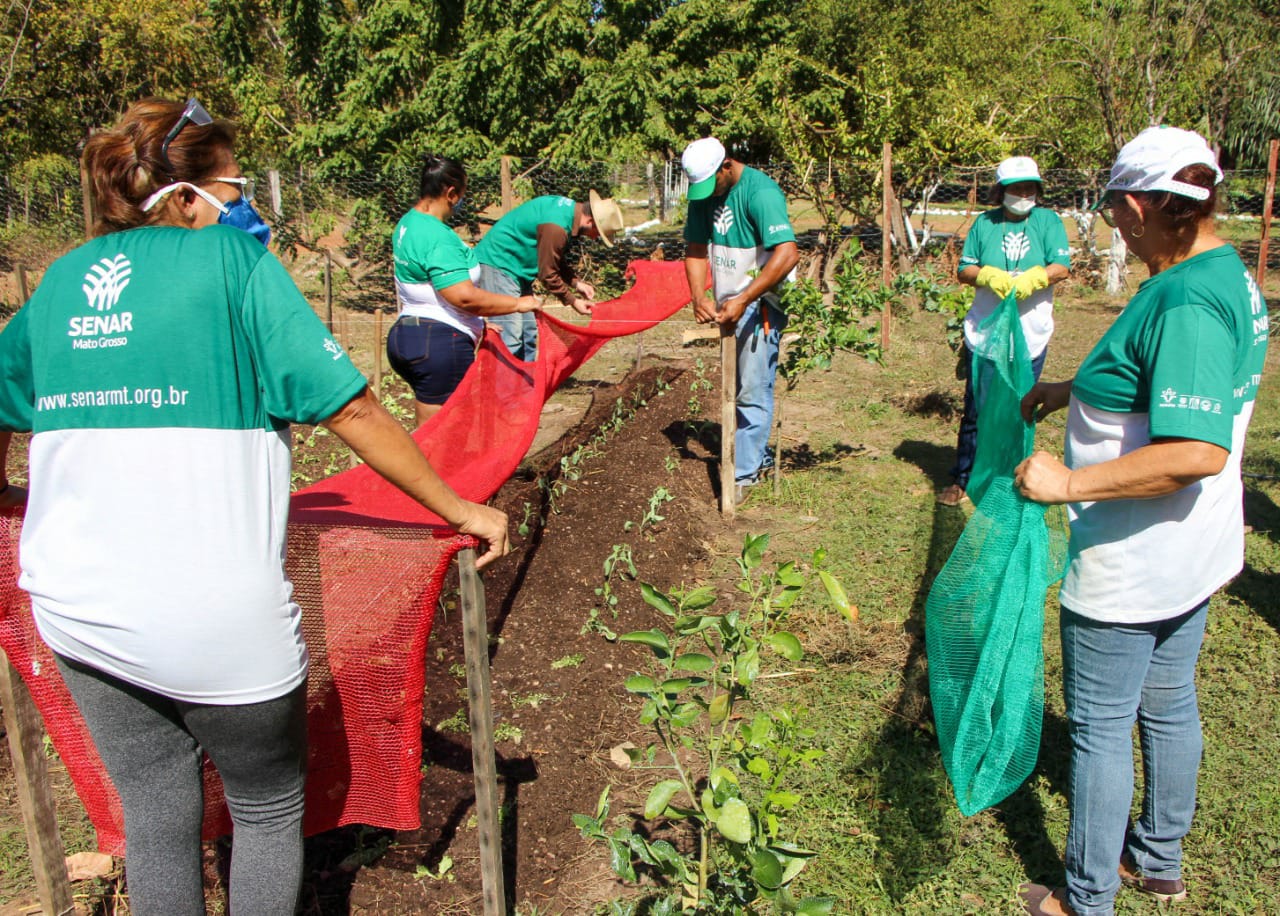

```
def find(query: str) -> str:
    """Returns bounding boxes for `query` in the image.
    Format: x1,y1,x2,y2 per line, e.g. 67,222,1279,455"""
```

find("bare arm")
439,281,538,317
684,244,716,323
1046,263,1070,284
321,388,510,568
717,241,801,326
1015,438,1229,505
958,265,981,287
1020,379,1075,422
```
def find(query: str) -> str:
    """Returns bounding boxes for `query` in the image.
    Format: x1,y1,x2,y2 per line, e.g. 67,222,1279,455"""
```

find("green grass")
718,280,1280,914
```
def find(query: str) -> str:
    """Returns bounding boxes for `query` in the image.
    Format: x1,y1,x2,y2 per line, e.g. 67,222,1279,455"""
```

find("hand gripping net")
926,290,1067,816
0,260,694,852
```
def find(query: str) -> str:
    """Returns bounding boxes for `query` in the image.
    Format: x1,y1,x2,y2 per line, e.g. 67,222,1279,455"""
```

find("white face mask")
1003,192,1035,217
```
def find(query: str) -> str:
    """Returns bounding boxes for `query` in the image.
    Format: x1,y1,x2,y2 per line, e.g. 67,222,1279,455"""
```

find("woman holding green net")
1014,127,1268,916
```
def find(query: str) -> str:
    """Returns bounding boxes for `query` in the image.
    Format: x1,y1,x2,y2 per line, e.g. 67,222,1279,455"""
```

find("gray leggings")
56,656,306,916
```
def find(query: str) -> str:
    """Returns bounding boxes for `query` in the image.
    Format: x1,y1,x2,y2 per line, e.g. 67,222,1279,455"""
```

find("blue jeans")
1060,601,1207,916
476,264,538,361
735,297,786,483
950,344,1047,490
386,317,476,405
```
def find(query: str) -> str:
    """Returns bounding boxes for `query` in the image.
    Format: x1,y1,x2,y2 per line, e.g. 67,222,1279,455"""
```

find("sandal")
937,483,969,507
1119,853,1187,902
1019,883,1077,916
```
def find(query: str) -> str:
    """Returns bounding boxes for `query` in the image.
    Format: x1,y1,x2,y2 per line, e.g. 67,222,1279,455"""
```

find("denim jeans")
734,297,786,483
1060,601,1207,916
950,344,1047,490
476,264,538,361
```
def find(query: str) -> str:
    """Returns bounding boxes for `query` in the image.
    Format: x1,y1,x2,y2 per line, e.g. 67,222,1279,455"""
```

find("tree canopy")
1,0,1276,176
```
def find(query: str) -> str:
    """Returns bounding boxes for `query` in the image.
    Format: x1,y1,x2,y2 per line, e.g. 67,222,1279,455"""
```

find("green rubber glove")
976,265,1014,299
1013,265,1050,300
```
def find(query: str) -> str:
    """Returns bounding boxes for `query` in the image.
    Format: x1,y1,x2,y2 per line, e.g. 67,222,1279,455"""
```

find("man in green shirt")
682,137,799,504
475,192,623,360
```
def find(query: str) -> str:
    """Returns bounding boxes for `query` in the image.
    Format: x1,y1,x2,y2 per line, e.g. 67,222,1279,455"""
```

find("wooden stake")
720,325,736,518
16,265,29,303
458,549,507,916
500,157,515,215
373,308,384,398
1258,139,1278,289
324,251,334,332
80,164,96,239
0,651,74,916
881,142,893,352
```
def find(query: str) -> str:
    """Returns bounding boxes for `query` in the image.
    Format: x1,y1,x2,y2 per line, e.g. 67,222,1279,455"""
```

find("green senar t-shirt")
958,207,1071,275
0,225,366,433
0,224,368,705
1072,246,1267,449
474,196,576,283
684,167,795,302
393,208,476,290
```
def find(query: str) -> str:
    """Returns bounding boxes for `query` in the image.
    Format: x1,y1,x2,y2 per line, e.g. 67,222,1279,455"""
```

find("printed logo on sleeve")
1158,387,1222,414
1245,269,1268,343
69,255,133,348
323,337,348,361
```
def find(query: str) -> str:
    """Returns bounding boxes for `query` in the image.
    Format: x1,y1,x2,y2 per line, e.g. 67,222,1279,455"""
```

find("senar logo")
70,254,134,340
82,254,132,311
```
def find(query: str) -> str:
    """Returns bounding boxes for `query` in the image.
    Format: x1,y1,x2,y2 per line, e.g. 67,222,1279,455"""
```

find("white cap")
681,137,726,200
1104,126,1223,201
995,156,1042,186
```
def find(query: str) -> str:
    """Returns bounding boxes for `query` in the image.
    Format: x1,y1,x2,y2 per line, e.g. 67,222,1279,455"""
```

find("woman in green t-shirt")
1014,127,1266,916
387,156,540,426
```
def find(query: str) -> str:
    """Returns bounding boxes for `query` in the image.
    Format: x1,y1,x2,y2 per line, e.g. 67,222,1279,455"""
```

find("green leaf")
708,692,730,724
818,571,855,622
659,677,700,696
710,766,740,791
751,847,785,889
639,583,677,616
619,629,671,657
766,790,801,810
673,652,714,672
608,838,636,882
644,779,684,819
766,632,804,662
742,533,769,569
795,897,837,914
715,797,753,844
775,561,804,587
669,702,703,728
624,674,657,694
678,586,718,610
673,614,718,635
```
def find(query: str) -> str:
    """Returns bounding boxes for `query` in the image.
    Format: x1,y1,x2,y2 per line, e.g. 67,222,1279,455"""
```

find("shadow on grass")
849,439,968,901
874,440,1072,896
1235,485,1280,635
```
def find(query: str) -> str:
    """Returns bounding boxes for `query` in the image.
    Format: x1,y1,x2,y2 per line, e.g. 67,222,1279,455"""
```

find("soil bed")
302,361,725,914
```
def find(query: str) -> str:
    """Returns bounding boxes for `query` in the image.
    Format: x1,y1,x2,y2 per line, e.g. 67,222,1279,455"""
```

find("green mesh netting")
926,291,1068,816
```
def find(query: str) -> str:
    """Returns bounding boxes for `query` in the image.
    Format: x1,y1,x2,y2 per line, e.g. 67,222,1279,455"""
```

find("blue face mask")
219,196,271,247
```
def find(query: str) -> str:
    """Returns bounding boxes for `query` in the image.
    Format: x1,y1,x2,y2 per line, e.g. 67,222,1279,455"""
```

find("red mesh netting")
0,260,694,854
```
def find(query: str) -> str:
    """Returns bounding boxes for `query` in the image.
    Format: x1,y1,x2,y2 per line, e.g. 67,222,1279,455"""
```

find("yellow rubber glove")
976,265,1014,300
1013,265,1051,300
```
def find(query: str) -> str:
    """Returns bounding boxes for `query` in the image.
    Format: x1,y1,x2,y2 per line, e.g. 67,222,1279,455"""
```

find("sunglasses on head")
160,98,214,174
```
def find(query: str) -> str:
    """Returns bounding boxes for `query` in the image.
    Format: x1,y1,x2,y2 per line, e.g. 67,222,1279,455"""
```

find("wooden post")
16,265,29,303
80,166,96,239
373,308,384,398
720,325,736,518
458,549,507,916
324,251,334,332
772,396,783,498
881,142,893,352
1258,139,1278,289
267,169,282,218
0,651,75,916
500,157,515,215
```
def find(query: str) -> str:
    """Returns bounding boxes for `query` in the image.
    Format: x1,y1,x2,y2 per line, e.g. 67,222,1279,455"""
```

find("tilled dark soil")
301,362,728,914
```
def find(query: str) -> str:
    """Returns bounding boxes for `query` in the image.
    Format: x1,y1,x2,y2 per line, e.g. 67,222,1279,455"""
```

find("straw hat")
588,190,624,247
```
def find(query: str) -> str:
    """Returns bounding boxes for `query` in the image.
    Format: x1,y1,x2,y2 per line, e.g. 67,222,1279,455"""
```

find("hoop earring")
1128,223,1145,240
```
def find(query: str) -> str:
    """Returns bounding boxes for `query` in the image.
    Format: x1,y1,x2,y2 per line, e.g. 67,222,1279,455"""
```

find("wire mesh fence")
1,156,1274,327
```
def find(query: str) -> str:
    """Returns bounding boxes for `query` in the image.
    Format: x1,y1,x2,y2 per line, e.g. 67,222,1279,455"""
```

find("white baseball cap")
995,156,1042,186
1103,125,1223,201
681,137,726,200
